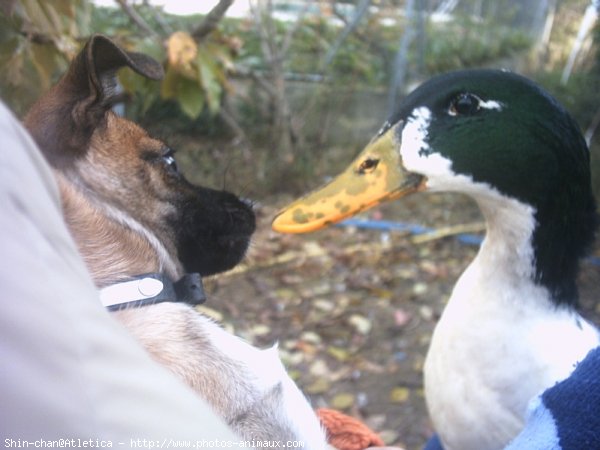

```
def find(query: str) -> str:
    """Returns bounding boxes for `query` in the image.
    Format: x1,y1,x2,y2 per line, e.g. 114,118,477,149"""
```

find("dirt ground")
198,192,600,450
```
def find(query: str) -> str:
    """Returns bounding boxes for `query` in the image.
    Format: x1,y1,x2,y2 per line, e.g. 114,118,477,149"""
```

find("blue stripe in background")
336,218,600,266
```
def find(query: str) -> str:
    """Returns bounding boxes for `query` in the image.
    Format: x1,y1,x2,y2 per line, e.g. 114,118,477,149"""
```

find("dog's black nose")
224,200,256,235
215,191,256,233
239,197,257,210
175,187,257,276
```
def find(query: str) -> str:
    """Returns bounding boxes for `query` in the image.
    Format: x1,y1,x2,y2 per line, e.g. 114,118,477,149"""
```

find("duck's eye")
449,93,481,116
358,158,379,174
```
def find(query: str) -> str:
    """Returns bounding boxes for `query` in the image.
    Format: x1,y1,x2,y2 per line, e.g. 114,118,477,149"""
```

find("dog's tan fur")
24,35,327,448
54,115,182,282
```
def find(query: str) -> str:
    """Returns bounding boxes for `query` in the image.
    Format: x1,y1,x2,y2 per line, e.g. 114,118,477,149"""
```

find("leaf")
159,64,179,99
314,299,335,312
29,43,59,91
134,37,166,64
166,31,197,79
309,359,330,377
331,393,355,410
287,369,301,381
196,45,222,114
176,76,205,119
305,378,331,394
394,309,412,327
196,305,223,322
22,0,53,36
300,331,322,344
348,314,372,335
378,430,400,445
327,346,350,362
41,2,66,37
2,38,24,87
390,387,410,403
250,324,270,337
412,282,428,296
160,65,205,119
50,0,75,18
205,41,235,71
117,66,159,115
419,305,434,321
274,288,296,300
139,78,159,114
278,349,304,366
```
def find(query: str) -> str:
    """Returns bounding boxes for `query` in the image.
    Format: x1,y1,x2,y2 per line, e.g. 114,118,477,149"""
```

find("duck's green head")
272,69,596,304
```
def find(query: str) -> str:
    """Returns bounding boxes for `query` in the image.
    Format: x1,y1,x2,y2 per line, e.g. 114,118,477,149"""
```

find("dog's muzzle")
99,273,206,311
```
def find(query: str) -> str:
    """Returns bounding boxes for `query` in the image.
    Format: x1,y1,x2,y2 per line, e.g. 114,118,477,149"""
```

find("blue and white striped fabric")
424,346,600,450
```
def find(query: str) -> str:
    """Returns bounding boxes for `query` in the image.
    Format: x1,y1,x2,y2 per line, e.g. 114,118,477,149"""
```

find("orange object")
317,408,385,450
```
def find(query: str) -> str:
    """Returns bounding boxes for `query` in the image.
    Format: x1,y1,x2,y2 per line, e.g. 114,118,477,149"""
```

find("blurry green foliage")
93,5,240,121
234,13,530,89
0,1,238,120
0,0,91,115
0,1,533,121
424,16,531,73
159,32,232,118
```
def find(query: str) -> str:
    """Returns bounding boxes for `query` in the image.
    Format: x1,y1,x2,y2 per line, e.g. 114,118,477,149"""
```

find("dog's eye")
162,149,178,172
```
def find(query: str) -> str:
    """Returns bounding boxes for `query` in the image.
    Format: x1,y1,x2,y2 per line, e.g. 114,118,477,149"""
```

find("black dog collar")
100,273,206,311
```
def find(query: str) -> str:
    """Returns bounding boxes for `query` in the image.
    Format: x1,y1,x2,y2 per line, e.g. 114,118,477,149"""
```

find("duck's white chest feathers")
423,192,599,450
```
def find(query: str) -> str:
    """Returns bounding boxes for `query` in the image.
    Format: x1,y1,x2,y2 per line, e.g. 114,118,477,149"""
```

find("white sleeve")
0,101,240,447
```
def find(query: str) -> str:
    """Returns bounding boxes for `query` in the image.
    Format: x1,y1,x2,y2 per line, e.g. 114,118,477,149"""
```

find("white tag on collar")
100,277,164,308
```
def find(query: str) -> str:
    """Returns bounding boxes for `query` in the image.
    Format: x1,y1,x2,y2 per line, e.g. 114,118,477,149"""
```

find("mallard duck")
272,69,599,450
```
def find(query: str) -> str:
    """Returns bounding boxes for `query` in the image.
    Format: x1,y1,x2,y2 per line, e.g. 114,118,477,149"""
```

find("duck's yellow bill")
272,125,425,234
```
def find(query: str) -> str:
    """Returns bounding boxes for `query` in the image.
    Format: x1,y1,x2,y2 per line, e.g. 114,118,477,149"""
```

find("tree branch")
280,0,313,55
145,0,173,36
0,0,17,16
250,0,273,66
322,0,371,69
192,0,234,41
387,0,417,116
115,0,161,40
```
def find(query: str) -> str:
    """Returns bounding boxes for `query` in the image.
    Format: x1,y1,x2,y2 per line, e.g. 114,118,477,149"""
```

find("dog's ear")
71,34,164,126
24,34,164,167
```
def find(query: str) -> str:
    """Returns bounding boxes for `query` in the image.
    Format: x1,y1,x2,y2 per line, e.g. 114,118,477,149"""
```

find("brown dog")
23,34,326,448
